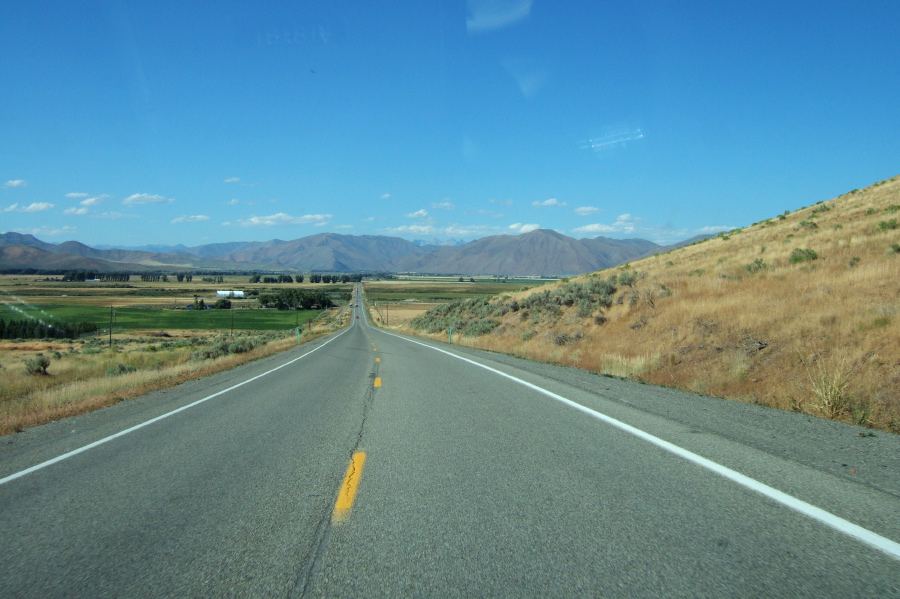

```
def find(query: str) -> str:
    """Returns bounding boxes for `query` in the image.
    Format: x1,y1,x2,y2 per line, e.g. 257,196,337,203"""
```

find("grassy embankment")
0,303,348,435
391,175,900,432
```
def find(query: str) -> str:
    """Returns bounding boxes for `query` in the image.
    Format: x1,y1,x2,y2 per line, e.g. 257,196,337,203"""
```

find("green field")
0,304,323,332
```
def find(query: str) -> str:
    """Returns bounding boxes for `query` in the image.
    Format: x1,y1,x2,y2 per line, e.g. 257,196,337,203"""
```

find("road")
0,284,898,597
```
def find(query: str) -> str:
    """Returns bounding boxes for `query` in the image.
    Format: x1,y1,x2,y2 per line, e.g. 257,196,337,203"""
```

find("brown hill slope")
217,233,428,271
393,229,660,275
400,174,900,431
0,244,151,272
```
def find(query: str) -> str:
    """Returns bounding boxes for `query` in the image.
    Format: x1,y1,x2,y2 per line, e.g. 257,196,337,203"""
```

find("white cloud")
574,206,599,216
224,177,241,183
532,198,566,207
13,225,75,237
508,222,540,233
467,0,532,33
379,193,391,199
489,198,513,206
65,192,89,198
572,213,637,235
362,216,376,222
431,201,455,210
96,211,136,219
3,180,28,188
382,223,503,238
64,207,89,215
695,225,737,234
405,209,429,218
4,202,54,212
572,223,617,234
122,193,174,205
238,213,332,227
171,215,210,224
80,196,104,207
335,224,354,229
226,199,240,206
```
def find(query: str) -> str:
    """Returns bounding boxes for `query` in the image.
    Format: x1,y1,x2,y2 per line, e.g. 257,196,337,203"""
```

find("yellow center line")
374,377,382,387
375,357,380,362
332,452,366,525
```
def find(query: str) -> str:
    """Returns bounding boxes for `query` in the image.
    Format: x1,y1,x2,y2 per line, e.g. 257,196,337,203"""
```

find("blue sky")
2,1,898,247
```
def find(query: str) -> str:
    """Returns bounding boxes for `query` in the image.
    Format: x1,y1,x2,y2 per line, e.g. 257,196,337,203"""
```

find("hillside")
0,244,152,272
392,229,661,275
399,174,900,432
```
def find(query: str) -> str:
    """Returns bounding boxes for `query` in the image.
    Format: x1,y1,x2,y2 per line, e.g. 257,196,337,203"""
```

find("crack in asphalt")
292,351,378,598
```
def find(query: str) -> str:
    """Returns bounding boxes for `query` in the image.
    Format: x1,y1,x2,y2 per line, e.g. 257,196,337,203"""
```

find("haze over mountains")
0,230,707,276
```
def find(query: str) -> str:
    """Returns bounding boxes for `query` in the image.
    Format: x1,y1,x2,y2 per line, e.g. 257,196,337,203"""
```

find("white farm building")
216,290,245,299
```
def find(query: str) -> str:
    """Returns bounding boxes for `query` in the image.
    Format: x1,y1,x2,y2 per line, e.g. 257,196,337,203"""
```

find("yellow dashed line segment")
332,452,366,525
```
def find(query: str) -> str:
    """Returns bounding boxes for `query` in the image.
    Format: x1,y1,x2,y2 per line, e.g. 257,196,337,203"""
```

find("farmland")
0,274,352,434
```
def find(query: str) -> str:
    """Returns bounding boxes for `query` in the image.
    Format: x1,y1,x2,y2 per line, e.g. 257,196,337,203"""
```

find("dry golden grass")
0,308,349,435
390,175,900,432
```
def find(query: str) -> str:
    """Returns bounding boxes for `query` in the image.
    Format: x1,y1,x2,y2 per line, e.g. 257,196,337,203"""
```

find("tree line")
0,318,99,340
248,274,362,284
62,271,131,282
257,289,349,310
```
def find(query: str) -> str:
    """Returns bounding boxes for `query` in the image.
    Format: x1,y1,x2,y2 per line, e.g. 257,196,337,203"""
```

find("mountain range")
0,230,707,276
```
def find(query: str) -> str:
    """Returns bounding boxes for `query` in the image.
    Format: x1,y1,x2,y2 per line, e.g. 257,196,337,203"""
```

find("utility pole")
109,306,114,347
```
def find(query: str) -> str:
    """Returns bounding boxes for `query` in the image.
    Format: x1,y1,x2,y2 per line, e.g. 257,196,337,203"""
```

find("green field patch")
0,304,323,332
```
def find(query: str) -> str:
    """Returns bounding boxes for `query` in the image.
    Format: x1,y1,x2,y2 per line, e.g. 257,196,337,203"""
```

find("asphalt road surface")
1,286,898,597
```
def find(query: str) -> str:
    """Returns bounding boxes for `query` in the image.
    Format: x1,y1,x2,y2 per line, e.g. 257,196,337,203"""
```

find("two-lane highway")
0,287,897,597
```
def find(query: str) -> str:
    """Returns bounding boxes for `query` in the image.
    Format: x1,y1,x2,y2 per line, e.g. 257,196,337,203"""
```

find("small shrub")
778,214,787,221
789,248,818,264
848,256,860,268
877,219,897,231
745,258,768,274
106,363,137,377
798,220,818,230
865,208,876,215
593,314,608,325
885,204,900,213
552,333,573,346
891,243,900,254
228,338,256,354
24,355,51,376
521,331,536,342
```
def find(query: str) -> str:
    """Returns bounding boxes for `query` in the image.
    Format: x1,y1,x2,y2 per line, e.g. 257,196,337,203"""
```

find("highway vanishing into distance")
0,284,898,597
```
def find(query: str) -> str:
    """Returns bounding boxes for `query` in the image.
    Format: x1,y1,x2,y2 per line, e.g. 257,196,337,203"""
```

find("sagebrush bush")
106,363,137,377
24,355,50,376
745,258,768,274
789,248,818,264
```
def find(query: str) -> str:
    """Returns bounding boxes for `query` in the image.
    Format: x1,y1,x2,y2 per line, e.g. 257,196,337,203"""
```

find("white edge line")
378,329,900,562
0,327,351,487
